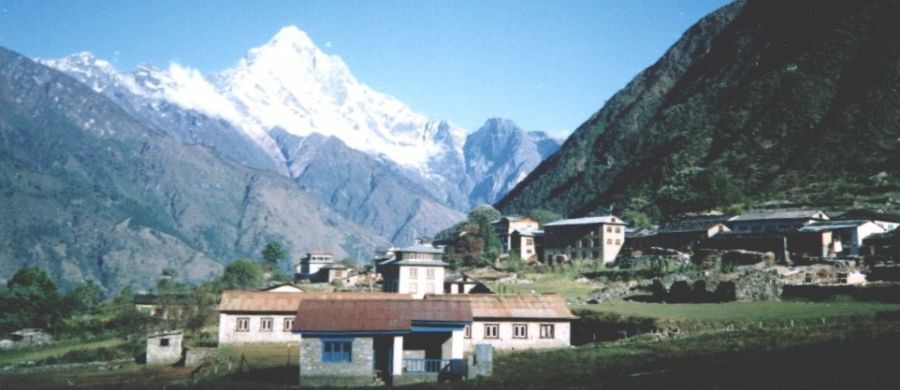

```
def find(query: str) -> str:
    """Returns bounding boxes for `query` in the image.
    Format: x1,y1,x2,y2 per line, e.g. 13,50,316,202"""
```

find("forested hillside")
498,0,900,220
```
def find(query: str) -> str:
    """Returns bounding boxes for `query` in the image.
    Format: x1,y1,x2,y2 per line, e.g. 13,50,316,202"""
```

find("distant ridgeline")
497,0,900,221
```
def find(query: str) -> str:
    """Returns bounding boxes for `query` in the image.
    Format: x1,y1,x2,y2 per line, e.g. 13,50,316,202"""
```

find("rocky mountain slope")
0,47,388,292
464,118,560,206
498,0,900,219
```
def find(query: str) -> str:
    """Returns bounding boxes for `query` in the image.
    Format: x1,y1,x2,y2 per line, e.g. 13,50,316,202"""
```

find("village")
39,207,900,387
1,206,900,388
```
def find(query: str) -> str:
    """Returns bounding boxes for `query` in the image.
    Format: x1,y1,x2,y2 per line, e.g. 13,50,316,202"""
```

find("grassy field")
575,300,900,323
0,362,194,390
409,320,900,390
0,337,123,366
488,272,596,299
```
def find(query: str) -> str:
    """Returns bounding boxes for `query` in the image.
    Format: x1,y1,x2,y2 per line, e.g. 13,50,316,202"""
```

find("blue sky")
0,0,731,135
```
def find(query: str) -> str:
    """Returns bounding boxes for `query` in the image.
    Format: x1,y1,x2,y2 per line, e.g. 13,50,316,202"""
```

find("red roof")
218,291,408,313
425,294,577,320
293,298,472,333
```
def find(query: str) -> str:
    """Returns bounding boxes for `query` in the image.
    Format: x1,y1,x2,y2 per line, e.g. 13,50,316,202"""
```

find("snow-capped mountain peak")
216,25,466,174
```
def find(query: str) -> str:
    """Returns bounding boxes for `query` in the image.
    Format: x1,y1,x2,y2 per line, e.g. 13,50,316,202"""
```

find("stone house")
293,297,472,387
727,210,829,234
425,294,576,351
146,330,183,365
379,244,447,298
492,216,540,252
542,215,627,264
296,252,336,282
509,228,543,261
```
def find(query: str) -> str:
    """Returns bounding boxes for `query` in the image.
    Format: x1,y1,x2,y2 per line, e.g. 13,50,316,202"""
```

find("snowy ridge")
43,26,466,178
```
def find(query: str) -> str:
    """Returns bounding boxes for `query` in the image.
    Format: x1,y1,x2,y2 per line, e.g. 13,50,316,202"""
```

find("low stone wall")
185,347,217,367
782,284,900,302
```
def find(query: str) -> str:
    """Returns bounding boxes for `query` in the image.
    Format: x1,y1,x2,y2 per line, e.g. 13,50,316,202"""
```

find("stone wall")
299,337,375,387
465,320,570,351
185,347,217,367
218,313,302,345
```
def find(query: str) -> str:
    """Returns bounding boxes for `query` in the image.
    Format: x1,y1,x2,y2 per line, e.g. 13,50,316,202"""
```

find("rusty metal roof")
425,294,577,320
292,298,472,333
217,291,410,313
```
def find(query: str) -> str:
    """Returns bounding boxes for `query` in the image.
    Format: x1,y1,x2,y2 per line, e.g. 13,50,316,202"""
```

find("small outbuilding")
146,330,183,365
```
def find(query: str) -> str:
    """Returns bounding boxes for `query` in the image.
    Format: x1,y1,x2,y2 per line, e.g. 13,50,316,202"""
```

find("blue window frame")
321,339,352,363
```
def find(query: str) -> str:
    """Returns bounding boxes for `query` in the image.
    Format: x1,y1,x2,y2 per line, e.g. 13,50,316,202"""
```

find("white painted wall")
398,265,445,299
463,320,570,351
218,313,302,345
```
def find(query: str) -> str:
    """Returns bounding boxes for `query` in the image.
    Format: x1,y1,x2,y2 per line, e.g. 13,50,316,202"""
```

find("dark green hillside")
497,0,900,219
0,47,387,291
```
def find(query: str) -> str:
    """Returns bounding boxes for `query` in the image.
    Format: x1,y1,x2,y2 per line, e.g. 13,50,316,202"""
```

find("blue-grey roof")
732,210,828,222
512,228,544,236
396,244,444,254
395,259,450,266
799,220,878,232
544,215,626,227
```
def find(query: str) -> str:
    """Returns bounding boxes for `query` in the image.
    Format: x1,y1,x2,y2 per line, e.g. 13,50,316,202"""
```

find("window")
526,249,533,254
322,339,352,363
464,325,472,339
606,226,612,233
409,282,418,295
284,318,294,332
236,317,250,332
607,239,612,245
615,226,621,233
615,239,621,245
159,338,170,347
261,317,273,332
540,324,555,339
426,268,435,280
485,324,499,339
526,238,534,245
409,268,418,279
513,324,527,339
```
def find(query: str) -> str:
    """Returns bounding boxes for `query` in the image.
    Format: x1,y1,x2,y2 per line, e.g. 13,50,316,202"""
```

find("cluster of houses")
485,209,899,266
217,244,576,386
490,215,628,265
628,209,900,263
196,208,897,385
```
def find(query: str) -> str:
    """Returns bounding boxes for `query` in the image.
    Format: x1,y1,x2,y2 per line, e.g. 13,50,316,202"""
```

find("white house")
799,220,887,256
379,244,447,299
217,291,410,345
425,294,576,351
259,283,305,293
296,252,336,282
217,290,305,345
